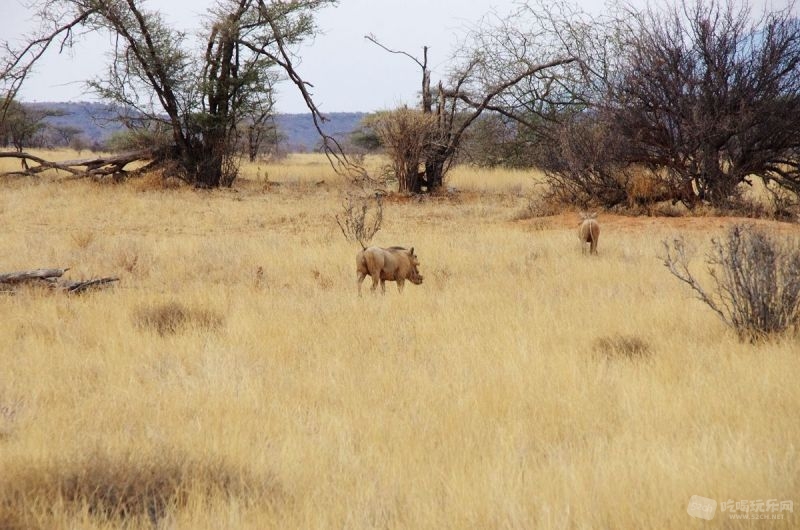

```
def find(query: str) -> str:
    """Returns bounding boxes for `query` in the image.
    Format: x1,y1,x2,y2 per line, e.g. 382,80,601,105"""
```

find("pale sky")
0,0,790,113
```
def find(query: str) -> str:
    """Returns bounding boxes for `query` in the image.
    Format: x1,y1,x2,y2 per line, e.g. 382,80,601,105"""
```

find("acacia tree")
1,0,346,187
0,98,63,152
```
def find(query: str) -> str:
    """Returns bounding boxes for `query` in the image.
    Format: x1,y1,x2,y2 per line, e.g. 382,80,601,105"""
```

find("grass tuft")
592,334,652,360
133,302,224,336
0,450,278,528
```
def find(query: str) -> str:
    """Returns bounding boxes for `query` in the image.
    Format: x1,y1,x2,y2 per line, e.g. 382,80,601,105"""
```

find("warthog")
578,213,600,255
356,246,423,295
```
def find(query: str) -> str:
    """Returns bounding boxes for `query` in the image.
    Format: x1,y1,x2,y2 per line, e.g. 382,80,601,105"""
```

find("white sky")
0,0,792,113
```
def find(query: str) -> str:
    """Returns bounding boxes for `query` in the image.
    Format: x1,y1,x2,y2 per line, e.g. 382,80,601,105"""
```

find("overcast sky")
0,0,791,113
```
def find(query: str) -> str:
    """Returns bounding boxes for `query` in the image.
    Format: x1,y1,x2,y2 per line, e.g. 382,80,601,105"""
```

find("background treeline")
0,101,366,155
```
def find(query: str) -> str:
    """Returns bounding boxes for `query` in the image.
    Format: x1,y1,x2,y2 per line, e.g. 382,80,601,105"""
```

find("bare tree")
504,0,800,210
1,0,360,186
366,8,576,193
335,193,383,250
611,0,800,206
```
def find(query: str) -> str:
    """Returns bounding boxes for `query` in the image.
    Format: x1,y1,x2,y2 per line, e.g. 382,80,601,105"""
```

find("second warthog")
356,246,423,295
579,213,600,255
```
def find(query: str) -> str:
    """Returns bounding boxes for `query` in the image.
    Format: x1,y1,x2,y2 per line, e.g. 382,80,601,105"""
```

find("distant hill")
275,112,366,152
24,101,366,152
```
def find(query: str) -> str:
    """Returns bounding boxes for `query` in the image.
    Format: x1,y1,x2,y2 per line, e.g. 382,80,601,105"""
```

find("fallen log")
61,277,120,294
0,268,69,284
0,269,119,294
0,150,156,179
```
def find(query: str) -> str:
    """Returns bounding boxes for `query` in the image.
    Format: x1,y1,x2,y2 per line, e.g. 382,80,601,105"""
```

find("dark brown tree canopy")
531,0,800,208
614,0,800,204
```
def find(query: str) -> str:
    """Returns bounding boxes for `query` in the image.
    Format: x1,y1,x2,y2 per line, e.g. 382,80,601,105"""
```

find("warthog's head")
407,248,424,285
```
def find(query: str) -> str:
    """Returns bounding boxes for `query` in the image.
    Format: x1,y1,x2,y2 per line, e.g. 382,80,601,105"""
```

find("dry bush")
663,224,800,341
623,166,674,210
512,193,561,221
370,108,437,193
592,334,652,360
133,302,224,336
540,114,630,209
334,193,383,249
765,185,800,221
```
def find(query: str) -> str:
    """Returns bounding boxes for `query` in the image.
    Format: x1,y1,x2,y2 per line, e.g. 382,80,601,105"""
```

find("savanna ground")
0,150,798,529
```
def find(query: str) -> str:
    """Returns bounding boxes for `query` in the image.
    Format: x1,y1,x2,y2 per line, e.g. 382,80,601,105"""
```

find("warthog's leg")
357,271,367,296
379,279,386,294
396,278,405,293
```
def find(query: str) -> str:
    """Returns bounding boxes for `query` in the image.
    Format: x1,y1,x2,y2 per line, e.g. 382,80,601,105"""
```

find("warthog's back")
357,247,407,279
356,246,423,294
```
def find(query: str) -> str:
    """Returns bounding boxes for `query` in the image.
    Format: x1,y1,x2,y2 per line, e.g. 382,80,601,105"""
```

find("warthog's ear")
409,247,415,255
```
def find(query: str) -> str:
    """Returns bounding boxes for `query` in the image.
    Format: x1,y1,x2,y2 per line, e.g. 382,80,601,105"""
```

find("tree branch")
1,10,95,119
364,34,426,69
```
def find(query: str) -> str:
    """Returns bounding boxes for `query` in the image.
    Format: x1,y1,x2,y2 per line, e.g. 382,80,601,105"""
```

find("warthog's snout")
410,274,423,285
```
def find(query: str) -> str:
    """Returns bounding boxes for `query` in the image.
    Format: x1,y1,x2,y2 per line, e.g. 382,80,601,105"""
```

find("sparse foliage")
104,123,173,153
0,98,63,153
334,194,383,250
1,0,350,187
663,225,800,341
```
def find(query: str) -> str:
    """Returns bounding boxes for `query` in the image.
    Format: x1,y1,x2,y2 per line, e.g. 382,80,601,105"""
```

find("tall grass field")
0,152,798,529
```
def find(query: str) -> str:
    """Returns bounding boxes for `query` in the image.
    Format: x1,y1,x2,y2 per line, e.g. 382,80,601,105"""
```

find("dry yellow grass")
0,152,798,529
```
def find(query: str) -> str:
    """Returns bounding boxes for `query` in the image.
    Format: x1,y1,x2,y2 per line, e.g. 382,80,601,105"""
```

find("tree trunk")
248,125,261,163
425,155,446,191
421,46,432,114
194,151,224,188
187,122,229,188
398,165,418,193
